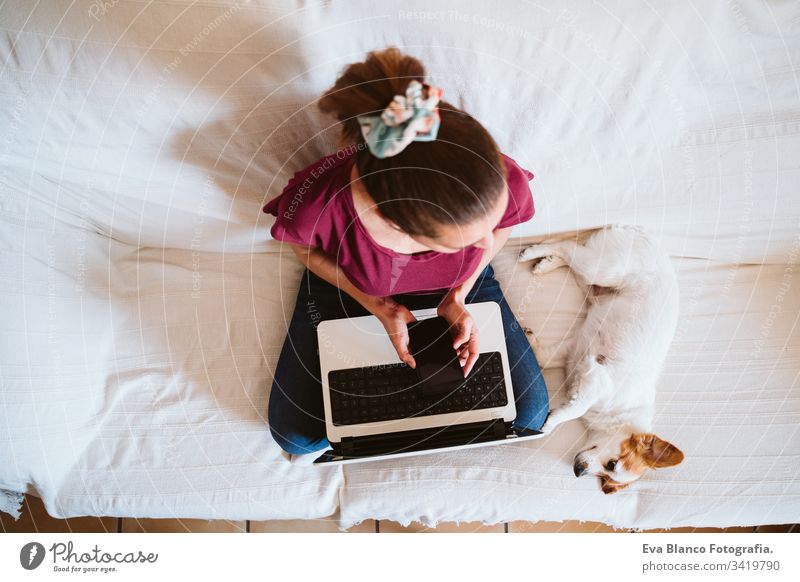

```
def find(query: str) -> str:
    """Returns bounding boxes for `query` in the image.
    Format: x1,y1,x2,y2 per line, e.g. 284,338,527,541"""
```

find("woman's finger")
463,350,479,377
399,335,416,369
396,343,416,369
452,320,471,349
387,320,415,368
463,333,480,377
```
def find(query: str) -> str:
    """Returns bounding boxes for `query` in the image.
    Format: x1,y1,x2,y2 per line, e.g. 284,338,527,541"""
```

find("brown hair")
318,47,505,239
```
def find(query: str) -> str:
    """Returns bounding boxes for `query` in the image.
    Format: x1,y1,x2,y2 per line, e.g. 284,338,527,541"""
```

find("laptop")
313,301,545,464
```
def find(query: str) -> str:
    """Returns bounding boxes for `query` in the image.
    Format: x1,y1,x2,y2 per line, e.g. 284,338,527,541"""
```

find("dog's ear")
632,434,684,469
599,475,630,495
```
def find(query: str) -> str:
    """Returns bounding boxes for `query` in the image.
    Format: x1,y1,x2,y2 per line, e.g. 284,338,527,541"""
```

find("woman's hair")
318,47,505,239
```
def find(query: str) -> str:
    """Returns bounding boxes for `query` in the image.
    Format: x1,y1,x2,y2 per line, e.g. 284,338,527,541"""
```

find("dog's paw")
518,245,544,263
519,244,564,274
531,256,556,275
539,415,557,435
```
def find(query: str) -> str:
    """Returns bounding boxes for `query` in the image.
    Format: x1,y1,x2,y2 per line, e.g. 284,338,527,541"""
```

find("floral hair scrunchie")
356,80,443,159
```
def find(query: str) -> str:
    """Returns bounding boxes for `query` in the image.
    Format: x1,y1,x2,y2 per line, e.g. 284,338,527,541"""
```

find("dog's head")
573,432,684,494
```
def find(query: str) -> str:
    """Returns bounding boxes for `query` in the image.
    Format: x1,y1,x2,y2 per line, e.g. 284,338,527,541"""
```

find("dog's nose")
573,461,588,477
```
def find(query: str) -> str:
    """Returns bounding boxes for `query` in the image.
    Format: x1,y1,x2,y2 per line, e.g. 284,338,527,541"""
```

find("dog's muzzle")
573,460,589,477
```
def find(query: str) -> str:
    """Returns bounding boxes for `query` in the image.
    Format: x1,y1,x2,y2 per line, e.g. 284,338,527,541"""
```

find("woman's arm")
287,243,418,368
436,226,513,376
288,242,378,310
446,227,512,303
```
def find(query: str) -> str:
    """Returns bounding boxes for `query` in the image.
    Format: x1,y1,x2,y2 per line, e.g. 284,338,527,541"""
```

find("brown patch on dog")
633,434,684,468
595,354,607,364
600,475,630,495
523,327,533,335
620,434,685,475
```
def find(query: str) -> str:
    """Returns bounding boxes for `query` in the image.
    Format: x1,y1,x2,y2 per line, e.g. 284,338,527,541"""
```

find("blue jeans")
268,264,549,455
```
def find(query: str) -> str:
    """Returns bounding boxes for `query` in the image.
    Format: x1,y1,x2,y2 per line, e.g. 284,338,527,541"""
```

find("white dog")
519,224,684,494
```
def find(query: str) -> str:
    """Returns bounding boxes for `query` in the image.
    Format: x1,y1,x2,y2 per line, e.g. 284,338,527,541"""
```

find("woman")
263,47,548,455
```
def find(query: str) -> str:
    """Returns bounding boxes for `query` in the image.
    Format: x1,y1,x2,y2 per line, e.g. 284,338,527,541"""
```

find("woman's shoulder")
497,153,536,229
262,148,358,246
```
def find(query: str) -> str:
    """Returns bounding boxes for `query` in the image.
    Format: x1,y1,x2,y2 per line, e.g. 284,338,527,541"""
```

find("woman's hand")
437,292,479,377
371,297,418,368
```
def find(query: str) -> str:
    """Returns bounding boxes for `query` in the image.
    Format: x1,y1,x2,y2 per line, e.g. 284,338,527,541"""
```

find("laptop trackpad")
408,316,464,396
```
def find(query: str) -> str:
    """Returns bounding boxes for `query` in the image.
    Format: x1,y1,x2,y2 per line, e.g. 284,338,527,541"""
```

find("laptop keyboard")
328,352,508,426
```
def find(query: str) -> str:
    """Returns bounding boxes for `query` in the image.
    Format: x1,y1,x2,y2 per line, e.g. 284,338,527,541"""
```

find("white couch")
1,0,798,529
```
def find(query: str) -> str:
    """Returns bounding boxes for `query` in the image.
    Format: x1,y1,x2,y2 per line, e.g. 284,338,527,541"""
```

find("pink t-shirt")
263,148,535,296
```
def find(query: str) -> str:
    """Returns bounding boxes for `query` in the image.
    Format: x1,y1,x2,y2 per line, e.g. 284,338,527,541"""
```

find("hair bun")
319,47,426,146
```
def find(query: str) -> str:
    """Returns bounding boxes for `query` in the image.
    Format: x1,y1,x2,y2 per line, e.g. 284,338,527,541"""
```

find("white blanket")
1,0,798,528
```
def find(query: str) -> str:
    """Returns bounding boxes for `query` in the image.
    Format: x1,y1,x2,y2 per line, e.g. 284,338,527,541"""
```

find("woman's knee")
510,365,550,431
269,422,329,455
267,381,329,455
527,388,550,430
514,393,549,432
268,399,328,455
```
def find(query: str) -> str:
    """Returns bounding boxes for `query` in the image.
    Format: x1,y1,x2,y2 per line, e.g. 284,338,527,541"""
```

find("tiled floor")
122,518,246,534
1,495,117,534
2,495,797,533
